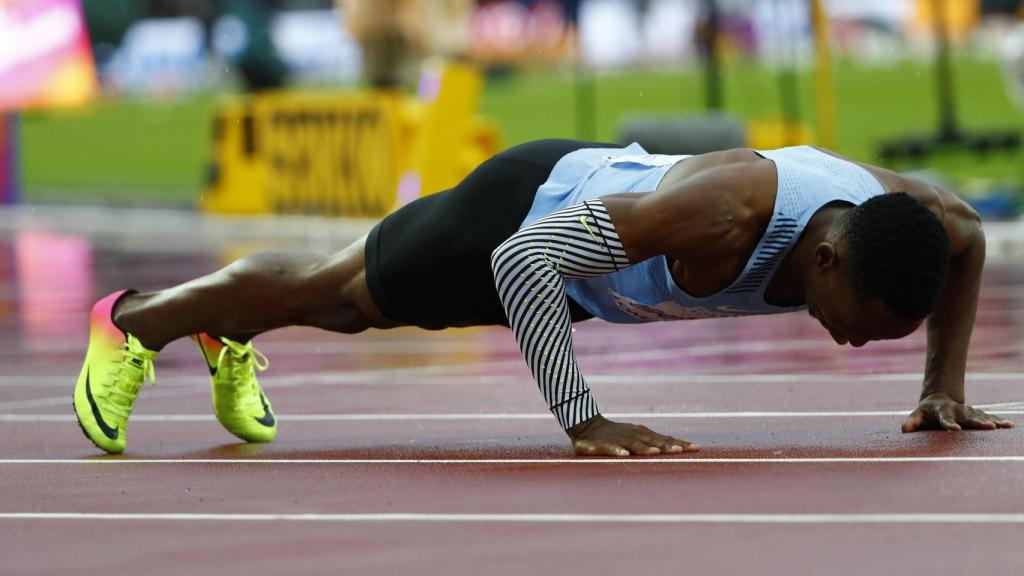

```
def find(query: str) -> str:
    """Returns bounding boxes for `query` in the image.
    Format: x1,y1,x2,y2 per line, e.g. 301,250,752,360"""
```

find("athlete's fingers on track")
962,417,998,430
974,408,1013,427
604,443,632,457
903,403,1014,433
636,424,696,451
639,436,674,454
645,433,698,453
573,439,628,457
901,411,927,433
572,439,599,456
938,405,962,431
664,434,700,452
938,416,962,431
627,440,660,455
635,434,668,448
974,408,1014,428
963,406,1013,430
958,406,991,429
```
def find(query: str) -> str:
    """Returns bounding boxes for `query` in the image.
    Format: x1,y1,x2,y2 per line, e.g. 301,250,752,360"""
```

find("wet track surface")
1,213,1023,575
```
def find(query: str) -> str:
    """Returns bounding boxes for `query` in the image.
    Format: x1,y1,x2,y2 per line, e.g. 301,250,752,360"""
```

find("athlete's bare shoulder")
602,148,776,264
657,147,771,191
810,146,981,255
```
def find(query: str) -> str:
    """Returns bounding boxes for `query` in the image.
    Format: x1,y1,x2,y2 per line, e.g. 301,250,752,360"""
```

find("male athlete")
73,139,1013,456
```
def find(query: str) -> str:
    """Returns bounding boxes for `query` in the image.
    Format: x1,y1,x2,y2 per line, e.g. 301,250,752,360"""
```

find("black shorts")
365,139,617,330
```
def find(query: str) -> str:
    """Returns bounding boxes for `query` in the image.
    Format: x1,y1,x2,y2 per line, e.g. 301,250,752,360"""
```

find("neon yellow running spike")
73,290,158,454
192,333,276,443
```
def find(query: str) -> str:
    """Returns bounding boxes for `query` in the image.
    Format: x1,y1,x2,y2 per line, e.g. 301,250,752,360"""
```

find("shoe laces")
216,338,269,404
105,336,157,421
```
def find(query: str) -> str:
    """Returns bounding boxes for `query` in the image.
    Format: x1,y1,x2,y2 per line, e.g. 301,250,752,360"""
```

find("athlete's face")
806,289,922,347
805,243,924,347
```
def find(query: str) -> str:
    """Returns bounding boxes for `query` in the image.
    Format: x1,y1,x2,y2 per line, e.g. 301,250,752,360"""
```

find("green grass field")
483,57,1024,189
17,54,1024,205
20,97,217,204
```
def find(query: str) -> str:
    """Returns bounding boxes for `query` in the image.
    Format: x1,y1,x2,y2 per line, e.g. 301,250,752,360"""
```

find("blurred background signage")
0,0,97,110
5,0,1024,220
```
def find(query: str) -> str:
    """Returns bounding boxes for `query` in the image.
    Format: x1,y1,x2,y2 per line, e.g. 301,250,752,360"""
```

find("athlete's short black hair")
836,193,950,319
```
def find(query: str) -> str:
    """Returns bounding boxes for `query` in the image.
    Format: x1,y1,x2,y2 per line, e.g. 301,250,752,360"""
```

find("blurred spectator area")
72,0,1024,95
341,0,475,87
82,0,361,94
14,0,1024,211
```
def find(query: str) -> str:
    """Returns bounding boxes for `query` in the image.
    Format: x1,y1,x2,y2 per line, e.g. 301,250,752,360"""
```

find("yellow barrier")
747,119,814,150
811,0,836,151
202,62,499,217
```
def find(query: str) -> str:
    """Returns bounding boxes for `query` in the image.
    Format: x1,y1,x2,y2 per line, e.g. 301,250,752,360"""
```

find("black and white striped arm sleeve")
490,200,630,430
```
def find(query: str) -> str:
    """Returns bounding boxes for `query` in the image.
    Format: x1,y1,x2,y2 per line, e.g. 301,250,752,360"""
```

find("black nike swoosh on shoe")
254,392,275,427
85,370,120,440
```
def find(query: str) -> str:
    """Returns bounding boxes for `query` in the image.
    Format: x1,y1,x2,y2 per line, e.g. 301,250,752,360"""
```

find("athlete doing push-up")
73,139,1014,455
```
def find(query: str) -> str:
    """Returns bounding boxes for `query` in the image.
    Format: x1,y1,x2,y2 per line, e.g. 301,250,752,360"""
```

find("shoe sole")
214,410,277,443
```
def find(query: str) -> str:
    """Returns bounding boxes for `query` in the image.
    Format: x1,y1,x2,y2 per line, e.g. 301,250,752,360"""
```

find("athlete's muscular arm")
492,200,698,456
813,147,1012,432
492,201,624,431
899,184,1013,432
492,163,763,456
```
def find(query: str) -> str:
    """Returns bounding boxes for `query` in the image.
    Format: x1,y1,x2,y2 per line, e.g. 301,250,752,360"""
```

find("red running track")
1,228,1023,575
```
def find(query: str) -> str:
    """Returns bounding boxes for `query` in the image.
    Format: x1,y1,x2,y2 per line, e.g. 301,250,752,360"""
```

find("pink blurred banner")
0,0,97,111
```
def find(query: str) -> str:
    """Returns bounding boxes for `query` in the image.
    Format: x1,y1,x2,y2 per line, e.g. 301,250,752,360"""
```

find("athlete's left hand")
568,415,700,456
902,392,1014,432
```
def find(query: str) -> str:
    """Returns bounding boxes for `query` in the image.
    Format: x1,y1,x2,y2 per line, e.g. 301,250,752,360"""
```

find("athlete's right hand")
567,415,700,456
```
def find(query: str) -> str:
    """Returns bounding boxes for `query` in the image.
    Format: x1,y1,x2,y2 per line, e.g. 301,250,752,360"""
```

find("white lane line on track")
0,387,204,410
1,409,1023,422
3,371,1023,389
0,337,904,358
2,457,1024,464
0,345,769,390
2,367,1020,412
4,512,1024,524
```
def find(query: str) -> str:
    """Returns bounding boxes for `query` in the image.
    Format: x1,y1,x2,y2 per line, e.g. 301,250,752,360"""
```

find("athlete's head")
804,193,950,347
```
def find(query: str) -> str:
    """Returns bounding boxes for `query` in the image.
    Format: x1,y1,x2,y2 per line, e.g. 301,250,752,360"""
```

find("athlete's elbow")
490,241,512,275
492,239,548,289
490,239,525,283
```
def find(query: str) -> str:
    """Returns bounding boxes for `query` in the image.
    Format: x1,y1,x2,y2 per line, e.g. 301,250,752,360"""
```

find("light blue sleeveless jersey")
519,143,886,323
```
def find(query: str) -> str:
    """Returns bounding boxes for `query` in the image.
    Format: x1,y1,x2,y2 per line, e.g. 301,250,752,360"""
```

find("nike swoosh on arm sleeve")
491,200,630,429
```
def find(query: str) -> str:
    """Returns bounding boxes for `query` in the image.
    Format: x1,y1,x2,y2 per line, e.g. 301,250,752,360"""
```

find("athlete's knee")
301,306,373,334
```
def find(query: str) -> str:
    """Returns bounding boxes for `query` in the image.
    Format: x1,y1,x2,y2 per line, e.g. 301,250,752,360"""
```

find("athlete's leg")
114,139,615,349
113,234,399,351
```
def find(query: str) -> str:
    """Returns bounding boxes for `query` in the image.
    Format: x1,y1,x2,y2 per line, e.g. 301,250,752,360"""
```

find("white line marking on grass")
3,512,1024,524
2,456,1024,465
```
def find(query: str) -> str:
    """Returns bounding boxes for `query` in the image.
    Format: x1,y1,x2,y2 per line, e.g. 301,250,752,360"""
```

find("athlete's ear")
814,242,839,271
